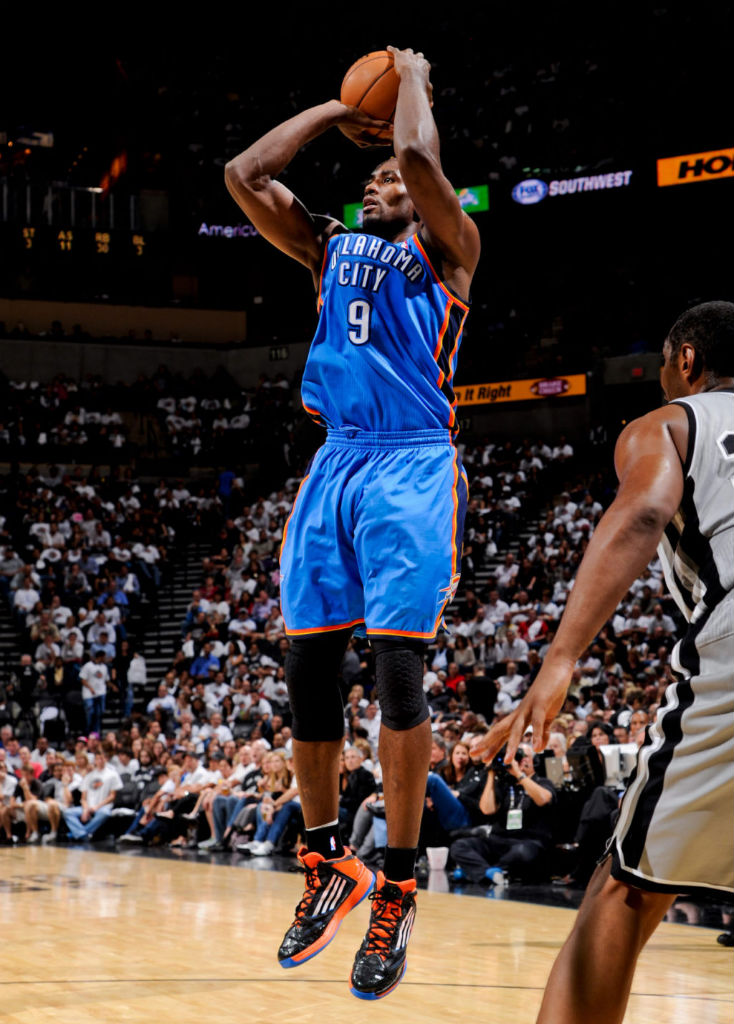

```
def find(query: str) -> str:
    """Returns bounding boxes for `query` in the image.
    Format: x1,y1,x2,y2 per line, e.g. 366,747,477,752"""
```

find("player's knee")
285,633,349,742
372,638,429,731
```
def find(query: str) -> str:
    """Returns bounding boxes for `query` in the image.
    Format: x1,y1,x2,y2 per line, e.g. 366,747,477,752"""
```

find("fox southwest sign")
454,375,587,406
657,148,734,187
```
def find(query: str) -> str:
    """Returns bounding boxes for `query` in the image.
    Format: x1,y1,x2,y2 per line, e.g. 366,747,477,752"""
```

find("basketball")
340,50,399,140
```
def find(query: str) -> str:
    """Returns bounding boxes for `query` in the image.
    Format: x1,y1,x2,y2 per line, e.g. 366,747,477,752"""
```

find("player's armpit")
224,100,353,277
397,148,481,281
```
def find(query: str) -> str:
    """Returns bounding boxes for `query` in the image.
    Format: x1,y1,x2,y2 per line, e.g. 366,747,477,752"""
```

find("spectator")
338,746,377,839
61,751,122,841
79,651,109,735
451,743,557,883
424,740,488,833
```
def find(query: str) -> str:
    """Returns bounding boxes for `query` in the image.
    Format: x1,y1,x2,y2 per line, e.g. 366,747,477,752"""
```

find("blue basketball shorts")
280,428,468,640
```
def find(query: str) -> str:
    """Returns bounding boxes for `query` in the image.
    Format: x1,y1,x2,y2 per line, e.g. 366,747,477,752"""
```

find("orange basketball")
340,50,399,140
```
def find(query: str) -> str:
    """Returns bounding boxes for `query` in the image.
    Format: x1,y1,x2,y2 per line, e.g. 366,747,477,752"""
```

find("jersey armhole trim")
413,234,470,312
672,399,697,476
315,240,331,312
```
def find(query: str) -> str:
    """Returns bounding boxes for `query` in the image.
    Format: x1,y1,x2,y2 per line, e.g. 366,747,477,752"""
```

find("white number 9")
347,299,371,345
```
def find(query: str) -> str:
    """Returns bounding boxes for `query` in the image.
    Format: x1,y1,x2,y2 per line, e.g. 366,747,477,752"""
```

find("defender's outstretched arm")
474,403,687,763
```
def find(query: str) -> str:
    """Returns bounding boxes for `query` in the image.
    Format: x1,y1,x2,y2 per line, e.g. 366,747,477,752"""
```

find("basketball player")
477,300,734,1024
225,47,479,999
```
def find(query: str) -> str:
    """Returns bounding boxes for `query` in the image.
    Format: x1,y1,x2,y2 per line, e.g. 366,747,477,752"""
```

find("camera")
491,746,525,781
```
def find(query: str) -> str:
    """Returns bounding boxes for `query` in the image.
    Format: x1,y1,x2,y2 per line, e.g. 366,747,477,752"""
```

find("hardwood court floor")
0,846,731,1024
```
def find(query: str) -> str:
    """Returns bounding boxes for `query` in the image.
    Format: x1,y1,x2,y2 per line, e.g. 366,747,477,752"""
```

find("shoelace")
293,863,323,924
363,888,403,957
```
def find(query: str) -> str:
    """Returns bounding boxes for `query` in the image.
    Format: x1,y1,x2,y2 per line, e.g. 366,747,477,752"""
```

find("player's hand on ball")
336,104,394,148
387,46,433,105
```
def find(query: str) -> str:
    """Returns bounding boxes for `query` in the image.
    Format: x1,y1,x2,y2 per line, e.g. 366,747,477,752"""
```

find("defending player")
225,47,479,999
476,301,734,1024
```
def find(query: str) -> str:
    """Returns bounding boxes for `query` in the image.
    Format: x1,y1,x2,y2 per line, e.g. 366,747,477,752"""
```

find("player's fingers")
540,725,552,752
355,111,393,129
481,719,511,763
531,708,548,752
504,715,527,764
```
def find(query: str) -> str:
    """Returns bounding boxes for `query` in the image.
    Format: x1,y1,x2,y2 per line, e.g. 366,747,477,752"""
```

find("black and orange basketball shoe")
349,872,417,999
277,847,375,968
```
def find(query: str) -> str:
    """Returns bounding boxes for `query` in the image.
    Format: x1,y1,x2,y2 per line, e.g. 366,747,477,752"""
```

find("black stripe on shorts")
617,612,707,870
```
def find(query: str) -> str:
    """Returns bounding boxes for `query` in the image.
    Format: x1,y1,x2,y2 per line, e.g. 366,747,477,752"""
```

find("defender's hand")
387,46,433,106
473,656,574,765
335,103,393,148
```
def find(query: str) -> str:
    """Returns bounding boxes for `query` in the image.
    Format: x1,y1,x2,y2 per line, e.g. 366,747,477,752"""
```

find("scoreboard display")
14,225,148,257
3,223,167,303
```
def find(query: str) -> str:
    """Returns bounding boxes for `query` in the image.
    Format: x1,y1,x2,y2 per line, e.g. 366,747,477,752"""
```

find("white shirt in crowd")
81,765,122,810
79,659,110,697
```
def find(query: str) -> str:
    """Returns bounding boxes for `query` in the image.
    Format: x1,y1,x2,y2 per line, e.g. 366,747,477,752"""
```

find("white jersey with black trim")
657,389,734,626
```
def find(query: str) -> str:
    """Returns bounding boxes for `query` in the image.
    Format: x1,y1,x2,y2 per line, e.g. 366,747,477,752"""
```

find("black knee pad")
285,631,350,742
372,638,429,731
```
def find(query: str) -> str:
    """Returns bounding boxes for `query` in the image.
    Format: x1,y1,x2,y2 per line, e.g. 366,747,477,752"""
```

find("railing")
1,179,139,232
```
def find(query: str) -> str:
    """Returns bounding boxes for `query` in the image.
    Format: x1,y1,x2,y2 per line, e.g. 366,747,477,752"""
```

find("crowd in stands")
0,355,297,470
0,388,689,890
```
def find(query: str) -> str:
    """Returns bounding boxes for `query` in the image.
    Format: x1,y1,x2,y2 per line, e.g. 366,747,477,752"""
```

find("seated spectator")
424,739,489,833
197,711,234,747
22,760,64,842
147,683,177,717
239,752,300,856
429,736,448,773
198,744,265,851
338,746,377,839
117,765,178,844
546,732,570,776
451,743,557,884
190,642,220,680
495,661,525,703
496,625,530,670
61,752,122,841
628,709,650,746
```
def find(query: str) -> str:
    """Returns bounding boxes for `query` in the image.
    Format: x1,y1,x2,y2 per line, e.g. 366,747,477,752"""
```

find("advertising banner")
512,171,633,205
657,148,734,187
454,374,587,406
344,184,488,228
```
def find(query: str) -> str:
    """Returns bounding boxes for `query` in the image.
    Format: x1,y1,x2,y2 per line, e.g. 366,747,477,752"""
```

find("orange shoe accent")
349,871,418,1000
361,872,416,957
278,847,375,968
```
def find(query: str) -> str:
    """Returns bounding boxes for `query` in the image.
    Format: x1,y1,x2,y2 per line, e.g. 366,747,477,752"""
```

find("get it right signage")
657,147,734,186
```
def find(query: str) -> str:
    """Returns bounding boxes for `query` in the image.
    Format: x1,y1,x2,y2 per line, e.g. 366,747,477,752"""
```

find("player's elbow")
609,503,671,552
224,154,270,192
628,504,671,534
396,139,436,167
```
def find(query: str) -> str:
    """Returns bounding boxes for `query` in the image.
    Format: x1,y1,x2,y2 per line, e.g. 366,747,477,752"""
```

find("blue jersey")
301,230,470,433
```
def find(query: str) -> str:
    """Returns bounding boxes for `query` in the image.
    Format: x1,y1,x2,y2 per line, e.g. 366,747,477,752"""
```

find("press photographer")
450,743,557,884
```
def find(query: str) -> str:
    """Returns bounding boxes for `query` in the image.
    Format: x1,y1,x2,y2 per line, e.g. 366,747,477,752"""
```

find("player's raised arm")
225,102,392,278
389,46,480,287
475,404,687,763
